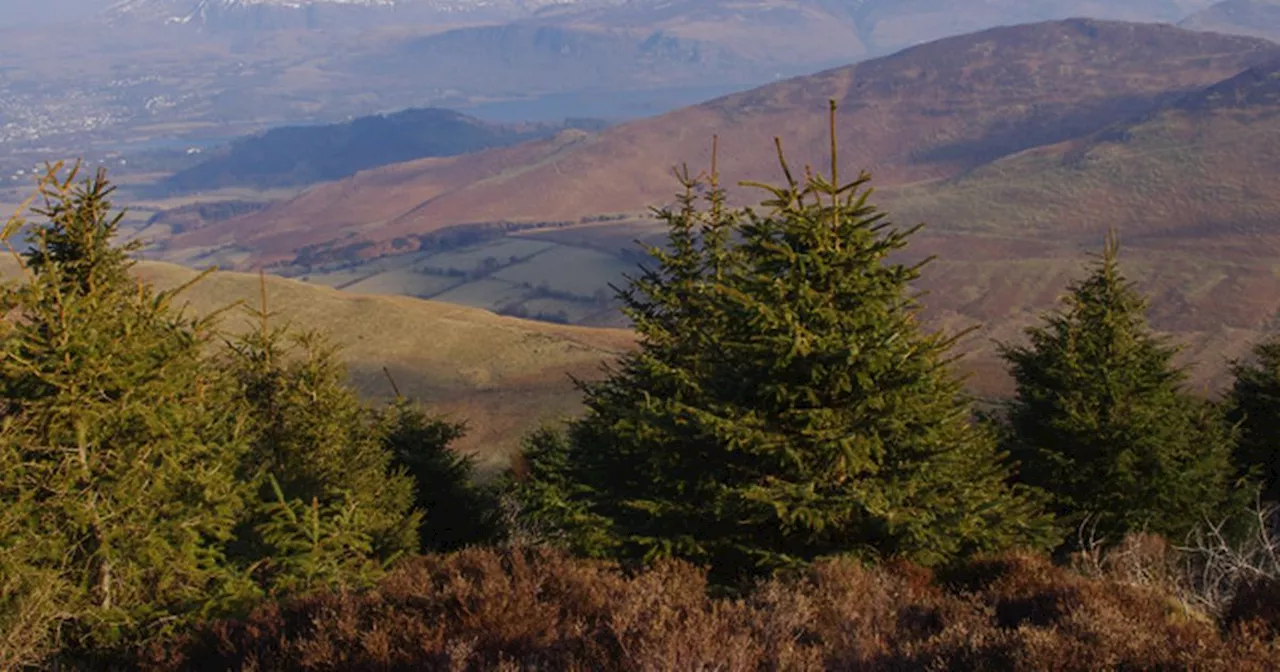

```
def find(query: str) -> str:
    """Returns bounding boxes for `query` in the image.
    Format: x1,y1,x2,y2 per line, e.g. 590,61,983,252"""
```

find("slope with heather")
157,19,1277,267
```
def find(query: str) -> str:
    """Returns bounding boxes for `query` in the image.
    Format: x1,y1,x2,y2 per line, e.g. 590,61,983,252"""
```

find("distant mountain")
137,18,1280,398
108,0,395,30
871,54,1280,338
0,0,1238,175
104,0,618,30
318,1,1233,118
96,0,1224,44
1179,0,1280,41
153,107,576,194
170,18,1276,266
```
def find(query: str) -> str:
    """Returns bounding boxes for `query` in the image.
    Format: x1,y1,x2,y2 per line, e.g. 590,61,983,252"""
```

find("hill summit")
1174,56,1280,111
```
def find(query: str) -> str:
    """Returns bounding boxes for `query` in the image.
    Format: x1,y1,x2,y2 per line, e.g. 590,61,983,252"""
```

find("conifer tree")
518,108,1053,582
0,165,256,649
222,287,419,586
1226,336,1280,503
378,395,501,551
504,426,618,556
999,232,1238,546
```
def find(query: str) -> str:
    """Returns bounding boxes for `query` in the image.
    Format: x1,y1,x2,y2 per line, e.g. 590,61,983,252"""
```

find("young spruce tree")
1226,336,1280,504
518,106,1053,582
0,165,256,651
999,232,1238,547
222,286,420,589
378,393,501,552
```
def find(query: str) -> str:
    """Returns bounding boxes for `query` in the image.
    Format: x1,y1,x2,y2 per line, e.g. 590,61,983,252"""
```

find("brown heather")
134,545,1280,671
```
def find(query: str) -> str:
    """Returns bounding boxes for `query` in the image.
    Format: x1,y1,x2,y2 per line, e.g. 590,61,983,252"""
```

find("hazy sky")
0,0,107,28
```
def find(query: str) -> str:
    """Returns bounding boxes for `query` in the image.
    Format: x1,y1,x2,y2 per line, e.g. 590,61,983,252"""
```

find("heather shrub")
139,547,765,671
131,547,1280,671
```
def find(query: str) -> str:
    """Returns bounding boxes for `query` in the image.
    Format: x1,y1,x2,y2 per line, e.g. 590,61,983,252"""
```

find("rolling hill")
128,18,1280,407
152,107,584,194
153,19,1278,267
0,255,632,469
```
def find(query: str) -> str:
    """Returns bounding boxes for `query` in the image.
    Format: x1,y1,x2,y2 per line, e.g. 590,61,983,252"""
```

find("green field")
431,277,534,310
423,238,558,270
492,244,629,297
341,270,463,297
295,234,633,319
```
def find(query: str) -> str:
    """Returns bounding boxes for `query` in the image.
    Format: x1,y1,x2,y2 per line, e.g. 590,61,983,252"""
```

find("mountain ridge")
1179,0,1280,41
126,17,1280,405
151,106,587,194
153,18,1278,266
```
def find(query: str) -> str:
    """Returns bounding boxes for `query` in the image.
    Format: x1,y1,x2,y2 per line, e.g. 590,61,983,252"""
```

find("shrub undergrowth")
129,544,1280,671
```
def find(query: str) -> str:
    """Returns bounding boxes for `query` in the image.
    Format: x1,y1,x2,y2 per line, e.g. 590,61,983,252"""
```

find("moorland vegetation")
4,108,1280,669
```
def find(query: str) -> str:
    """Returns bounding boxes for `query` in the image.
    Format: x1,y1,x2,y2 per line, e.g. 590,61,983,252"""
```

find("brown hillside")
0,256,632,469
868,58,1280,394
156,19,1278,268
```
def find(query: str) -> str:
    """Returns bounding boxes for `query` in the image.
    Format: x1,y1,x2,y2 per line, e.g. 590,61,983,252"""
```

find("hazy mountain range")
5,10,1280,436
166,19,1276,264
0,0,1245,177
1180,0,1280,39
101,0,617,30
124,19,1280,400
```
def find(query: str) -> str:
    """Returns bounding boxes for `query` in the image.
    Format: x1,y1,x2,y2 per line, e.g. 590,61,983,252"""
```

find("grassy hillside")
0,254,633,471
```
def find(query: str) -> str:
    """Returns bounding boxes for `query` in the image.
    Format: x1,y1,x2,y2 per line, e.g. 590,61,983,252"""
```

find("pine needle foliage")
0,165,490,663
519,106,1053,583
1226,336,1280,504
999,232,1239,548
504,426,619,556
221,281,420,585
251,475,383,594
0,164,257,653
377,398,501,552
